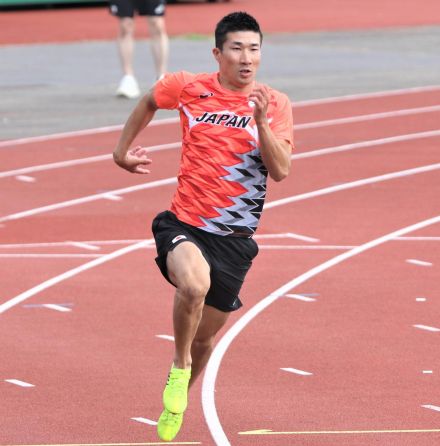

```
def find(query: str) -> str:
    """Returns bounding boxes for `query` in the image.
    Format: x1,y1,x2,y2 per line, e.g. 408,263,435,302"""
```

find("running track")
1,86,440,446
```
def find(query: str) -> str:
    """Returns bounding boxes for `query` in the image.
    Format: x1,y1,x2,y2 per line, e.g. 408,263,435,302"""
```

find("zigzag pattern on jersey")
199,146,268,236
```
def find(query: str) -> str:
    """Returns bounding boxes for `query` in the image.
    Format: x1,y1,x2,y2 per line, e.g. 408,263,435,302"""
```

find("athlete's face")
213,31,261,92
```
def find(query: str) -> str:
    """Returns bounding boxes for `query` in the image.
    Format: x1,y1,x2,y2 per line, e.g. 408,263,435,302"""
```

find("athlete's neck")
217,73,255,95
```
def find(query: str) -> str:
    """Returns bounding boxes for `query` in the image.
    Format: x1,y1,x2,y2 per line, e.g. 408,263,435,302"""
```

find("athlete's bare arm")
113,90,159,174
249,86,292,182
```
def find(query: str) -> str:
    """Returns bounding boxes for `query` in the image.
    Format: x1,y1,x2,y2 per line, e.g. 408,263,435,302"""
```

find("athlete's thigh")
166,241,210,290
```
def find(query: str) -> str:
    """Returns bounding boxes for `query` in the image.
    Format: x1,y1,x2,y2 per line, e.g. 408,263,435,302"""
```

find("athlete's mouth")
239,69,252,75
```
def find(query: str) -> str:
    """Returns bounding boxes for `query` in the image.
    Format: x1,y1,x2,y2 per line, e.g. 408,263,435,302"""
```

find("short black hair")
215,11,263,50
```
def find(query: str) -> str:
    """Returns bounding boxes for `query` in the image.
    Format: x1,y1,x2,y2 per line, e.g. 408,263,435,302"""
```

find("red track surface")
1,87,440,446
2,0,440,45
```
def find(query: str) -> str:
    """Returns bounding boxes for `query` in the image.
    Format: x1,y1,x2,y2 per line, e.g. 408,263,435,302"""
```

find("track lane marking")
42,304,72,312
131,417,158,425
413,324,440,332
292,129,440,160
296,104,440,129
2,85,439,149
0,142,180,179
0,117,180,148
202,214,440,446
4,379,35,387
422,405,440,412
2,136,440,223
406,259,433,266
0,253,102,258
238,428,440,435
280,367,313,376
3,443,201,446
0,177,178,223
265,162,440,210
294,85,440,107
284,294,317,302
0,240,153,314
2,120,439,179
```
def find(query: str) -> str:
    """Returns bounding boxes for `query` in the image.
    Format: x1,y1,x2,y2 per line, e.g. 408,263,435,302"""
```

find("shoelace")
167,373,187,394
163,411,181,425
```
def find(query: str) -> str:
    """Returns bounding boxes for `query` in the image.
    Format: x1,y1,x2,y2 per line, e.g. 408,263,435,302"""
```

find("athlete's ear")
212,47,221,63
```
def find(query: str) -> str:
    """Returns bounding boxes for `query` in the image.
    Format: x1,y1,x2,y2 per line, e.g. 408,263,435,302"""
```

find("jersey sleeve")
270,92,295,151
153,71,195,110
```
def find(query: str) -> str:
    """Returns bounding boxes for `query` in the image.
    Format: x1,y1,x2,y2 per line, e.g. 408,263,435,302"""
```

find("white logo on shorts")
154,4,165,14
172,235,187,244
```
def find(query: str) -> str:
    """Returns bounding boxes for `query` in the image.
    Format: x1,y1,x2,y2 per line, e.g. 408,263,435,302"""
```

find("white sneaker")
116,75,140,99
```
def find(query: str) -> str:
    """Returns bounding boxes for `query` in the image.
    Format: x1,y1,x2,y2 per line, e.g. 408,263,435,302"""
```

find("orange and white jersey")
154,71,294,237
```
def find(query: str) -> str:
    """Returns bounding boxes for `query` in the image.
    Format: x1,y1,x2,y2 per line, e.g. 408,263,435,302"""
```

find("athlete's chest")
179,84,273,141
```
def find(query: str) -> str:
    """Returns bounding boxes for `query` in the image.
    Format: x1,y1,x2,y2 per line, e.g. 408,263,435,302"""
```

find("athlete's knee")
177,280,210,308
119,18,134,37
192,334,214,352
148,16,166,37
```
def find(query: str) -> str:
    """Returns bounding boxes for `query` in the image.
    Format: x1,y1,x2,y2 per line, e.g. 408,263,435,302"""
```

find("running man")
110,0,168,98
113,11,294,441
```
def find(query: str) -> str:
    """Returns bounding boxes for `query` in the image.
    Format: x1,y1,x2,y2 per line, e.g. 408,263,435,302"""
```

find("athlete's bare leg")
167,242,211,370
189,304,230,387
118,17,136,76
147,16,169,78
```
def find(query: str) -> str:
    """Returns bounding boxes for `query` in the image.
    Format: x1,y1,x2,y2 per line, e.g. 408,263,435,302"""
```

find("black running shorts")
151,211,259,312
109,0,165,18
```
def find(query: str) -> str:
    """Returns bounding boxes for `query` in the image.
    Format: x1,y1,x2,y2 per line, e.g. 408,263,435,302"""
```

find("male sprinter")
113,11,294,442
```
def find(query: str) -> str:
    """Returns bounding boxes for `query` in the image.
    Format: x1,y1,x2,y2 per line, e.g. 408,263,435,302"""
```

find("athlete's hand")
248,86,270,124
113,146,152,174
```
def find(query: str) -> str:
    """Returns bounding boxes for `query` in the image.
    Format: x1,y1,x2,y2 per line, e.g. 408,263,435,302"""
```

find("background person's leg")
147,16,169,79
116,17,141,98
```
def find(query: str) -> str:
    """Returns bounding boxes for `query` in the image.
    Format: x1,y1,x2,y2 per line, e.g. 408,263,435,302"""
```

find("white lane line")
0,117,180,148
202,214,440,446
292,129,440,160
156,334,175,341
0,253,102,258
0,239,145,249
259,245,354,250
42,304,72,312
3,127,439,181
102,193,123,201
0,239,153,314
280,367,313,376
68,241,100,251
2,129,439,224
265,162,440,210
423,371,433,374
2,156,439,226
15,175,36,183
284,294,317,302
254,232,319,242
131,417,158,425
0,177,177,223
396,236,440,241
5,379,35,387
295,104,440,129
3,85,437,149
294,85,440,107
416,297,427,302
406,259,433,266
413,325,440,332
0,142,180,179
421,405,440,412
